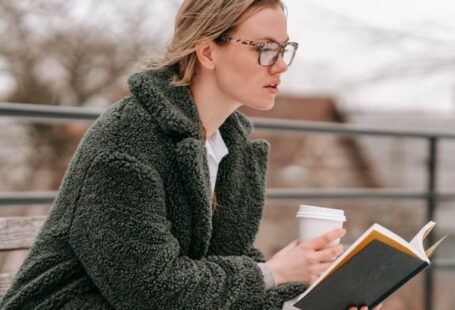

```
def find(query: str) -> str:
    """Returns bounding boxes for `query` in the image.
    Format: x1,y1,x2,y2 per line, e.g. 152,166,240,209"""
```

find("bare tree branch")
0,0,169,191
300,0,455,88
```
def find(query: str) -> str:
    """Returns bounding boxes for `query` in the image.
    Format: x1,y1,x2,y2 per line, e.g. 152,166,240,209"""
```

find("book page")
426,235,447,257
409,221,436,259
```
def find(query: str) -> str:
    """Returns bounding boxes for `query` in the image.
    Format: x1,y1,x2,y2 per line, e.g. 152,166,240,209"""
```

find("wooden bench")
0,216,46,300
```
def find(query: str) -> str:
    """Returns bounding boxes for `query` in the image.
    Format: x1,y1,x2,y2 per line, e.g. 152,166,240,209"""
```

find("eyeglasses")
218,37,298,67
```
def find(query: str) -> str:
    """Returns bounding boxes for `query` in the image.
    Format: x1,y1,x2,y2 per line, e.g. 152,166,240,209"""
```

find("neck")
190,72,241,139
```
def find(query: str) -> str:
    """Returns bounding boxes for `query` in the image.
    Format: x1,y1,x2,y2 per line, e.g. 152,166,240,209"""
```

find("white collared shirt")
205,129,229,193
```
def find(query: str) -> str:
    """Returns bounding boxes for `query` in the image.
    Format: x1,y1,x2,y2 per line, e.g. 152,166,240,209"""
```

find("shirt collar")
205,129,228,164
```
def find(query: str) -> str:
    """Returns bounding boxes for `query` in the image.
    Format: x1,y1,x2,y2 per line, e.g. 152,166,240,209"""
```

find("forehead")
234,6,288,43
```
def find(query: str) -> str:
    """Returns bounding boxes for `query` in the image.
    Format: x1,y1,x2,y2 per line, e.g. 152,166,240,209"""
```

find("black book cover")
294,239,430,310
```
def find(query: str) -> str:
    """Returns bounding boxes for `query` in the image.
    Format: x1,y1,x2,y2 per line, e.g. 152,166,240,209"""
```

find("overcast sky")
282,0,455,113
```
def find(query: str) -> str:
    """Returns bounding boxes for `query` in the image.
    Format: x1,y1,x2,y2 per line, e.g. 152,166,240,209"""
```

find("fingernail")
338,229,346,237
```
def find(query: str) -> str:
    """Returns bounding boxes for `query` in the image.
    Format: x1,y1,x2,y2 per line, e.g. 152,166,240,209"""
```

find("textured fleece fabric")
0,67,306,310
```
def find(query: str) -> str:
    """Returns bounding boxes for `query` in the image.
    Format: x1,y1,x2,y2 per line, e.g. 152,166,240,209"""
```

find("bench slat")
0,273,13,299
0,216,46,251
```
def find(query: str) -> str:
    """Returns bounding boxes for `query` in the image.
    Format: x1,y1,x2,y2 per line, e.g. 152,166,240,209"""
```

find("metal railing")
1,101,455,309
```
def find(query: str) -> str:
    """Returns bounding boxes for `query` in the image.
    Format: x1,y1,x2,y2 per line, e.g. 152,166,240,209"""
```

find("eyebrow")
257,36,290,44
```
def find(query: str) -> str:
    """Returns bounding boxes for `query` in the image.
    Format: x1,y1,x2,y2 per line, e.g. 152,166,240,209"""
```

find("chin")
247,98,276,111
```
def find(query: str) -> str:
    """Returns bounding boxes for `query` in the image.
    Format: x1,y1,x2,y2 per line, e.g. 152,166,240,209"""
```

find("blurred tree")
0,0,177,190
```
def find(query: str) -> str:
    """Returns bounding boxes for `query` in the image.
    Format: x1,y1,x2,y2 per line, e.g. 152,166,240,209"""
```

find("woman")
1,1,380,309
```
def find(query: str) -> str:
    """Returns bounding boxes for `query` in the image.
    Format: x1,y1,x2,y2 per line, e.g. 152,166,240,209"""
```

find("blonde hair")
146,0,285,86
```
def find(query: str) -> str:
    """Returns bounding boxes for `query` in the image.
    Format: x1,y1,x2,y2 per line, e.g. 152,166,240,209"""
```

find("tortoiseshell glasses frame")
217,37,299,67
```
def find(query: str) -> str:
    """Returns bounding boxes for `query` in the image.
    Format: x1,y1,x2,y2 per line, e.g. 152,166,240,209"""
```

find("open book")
293,221,446,310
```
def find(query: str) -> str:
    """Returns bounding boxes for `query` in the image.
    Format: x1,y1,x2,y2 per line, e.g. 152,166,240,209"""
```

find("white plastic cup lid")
296,204,346,222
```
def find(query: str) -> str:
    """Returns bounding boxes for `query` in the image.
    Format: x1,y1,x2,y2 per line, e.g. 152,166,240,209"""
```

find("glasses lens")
259,42,280,66
283,43,297,66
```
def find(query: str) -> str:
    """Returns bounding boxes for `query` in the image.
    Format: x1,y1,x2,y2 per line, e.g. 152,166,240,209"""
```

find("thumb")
289,239,300,247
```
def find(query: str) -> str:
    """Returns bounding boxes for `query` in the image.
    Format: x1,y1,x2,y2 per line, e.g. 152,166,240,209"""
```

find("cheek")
216,52,263,101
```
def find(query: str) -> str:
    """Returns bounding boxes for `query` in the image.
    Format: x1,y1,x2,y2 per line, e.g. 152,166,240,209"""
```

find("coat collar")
127,67,254,143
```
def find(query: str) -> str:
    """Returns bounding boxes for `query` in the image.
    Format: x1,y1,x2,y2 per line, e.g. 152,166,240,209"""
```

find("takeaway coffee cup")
296,205,346,247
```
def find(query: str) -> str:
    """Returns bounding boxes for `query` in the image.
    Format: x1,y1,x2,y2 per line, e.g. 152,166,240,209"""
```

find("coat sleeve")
242,236,308,308
243,245,267,262
68,153,270,310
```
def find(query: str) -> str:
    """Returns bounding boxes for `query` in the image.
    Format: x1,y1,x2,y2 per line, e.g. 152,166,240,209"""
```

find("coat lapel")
208,115,270,256
174,138,213,259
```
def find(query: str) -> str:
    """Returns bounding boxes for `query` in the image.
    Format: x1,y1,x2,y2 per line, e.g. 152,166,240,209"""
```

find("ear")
194,38,216,70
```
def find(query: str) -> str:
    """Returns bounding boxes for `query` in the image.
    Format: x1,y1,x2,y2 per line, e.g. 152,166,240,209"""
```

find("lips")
264,81,280,89
263,82,279,95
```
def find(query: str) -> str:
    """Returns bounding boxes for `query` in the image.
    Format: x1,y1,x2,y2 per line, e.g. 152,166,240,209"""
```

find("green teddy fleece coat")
0,67,306,309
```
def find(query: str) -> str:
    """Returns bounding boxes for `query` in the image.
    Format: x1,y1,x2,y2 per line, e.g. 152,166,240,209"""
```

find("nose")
269,53,288,74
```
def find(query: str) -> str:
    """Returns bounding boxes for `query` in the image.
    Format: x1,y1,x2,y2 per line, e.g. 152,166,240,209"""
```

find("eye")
261,47,275,54
262,44,277,50
262,42,280,52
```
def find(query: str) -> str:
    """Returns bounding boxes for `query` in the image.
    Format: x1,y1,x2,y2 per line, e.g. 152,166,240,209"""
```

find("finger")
311,262,333,275
303,228,346,250
281,239,300,252
312,244,344,262
309,273,319,284
373,303,383,310
348,307,358,310
361,306,368,310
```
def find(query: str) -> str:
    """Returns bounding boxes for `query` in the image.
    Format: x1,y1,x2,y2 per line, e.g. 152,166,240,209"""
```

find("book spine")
370,262,430,308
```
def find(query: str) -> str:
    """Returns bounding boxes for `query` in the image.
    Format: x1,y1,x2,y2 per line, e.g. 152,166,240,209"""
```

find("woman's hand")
348,303,383,310
265,228,346,285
